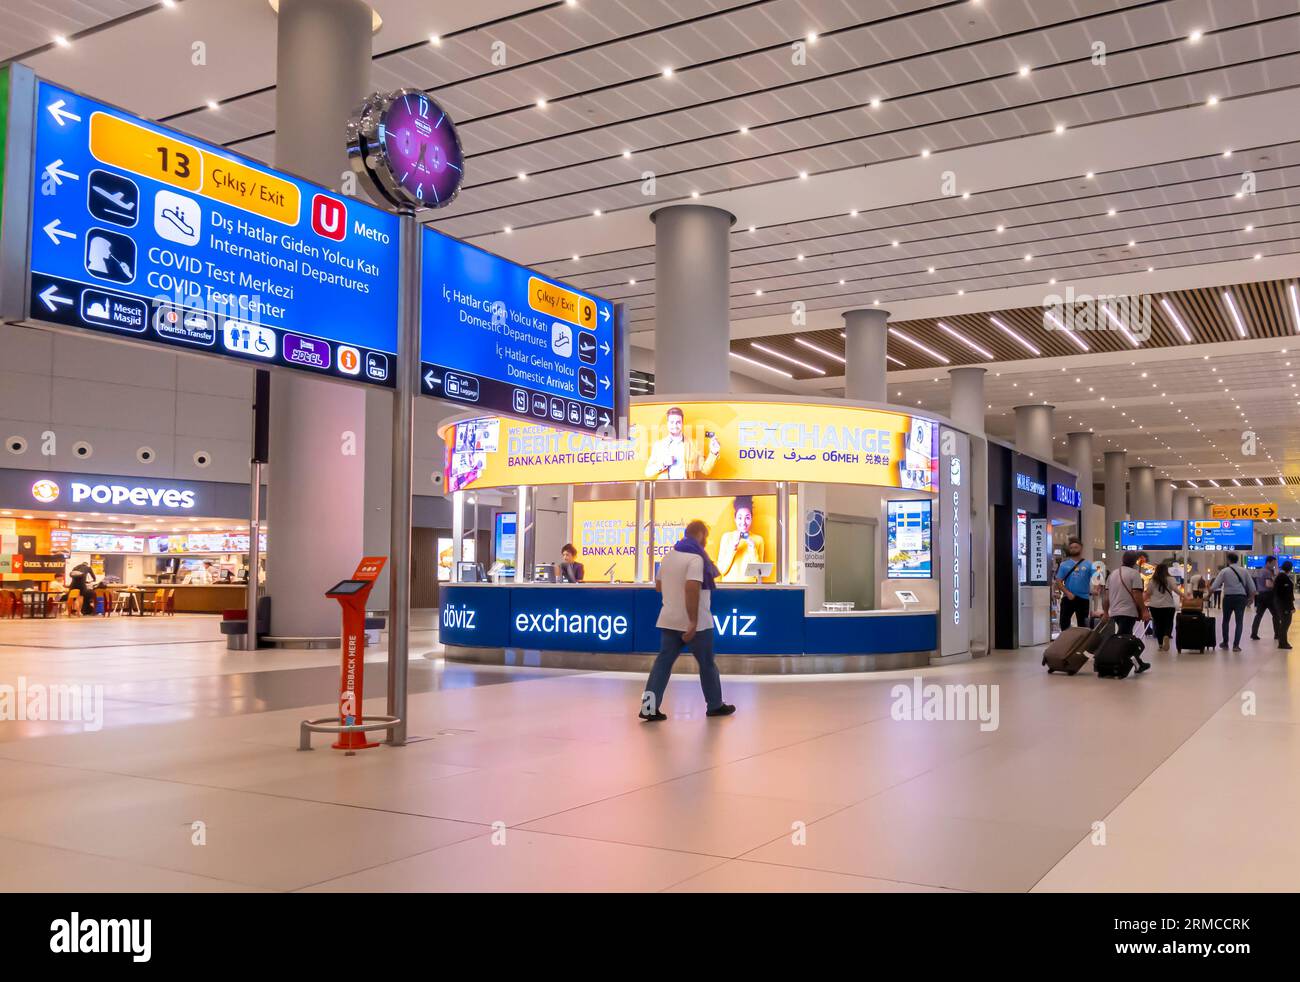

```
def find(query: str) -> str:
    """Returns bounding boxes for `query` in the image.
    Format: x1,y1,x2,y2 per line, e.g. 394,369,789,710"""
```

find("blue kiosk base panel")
437,585,937,673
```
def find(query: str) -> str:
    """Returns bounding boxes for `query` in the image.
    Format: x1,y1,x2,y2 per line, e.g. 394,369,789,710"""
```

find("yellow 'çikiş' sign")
442,401,938,493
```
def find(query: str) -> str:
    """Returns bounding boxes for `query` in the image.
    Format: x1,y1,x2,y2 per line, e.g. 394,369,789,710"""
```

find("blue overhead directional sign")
420,228,621,432
24,80,400,386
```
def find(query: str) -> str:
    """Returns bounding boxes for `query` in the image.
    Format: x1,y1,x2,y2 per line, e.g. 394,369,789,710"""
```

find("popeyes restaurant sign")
441,400,940,493
0,468,255,518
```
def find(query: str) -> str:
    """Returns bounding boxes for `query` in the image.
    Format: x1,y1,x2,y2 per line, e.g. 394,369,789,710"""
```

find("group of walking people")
1055,539,1295,665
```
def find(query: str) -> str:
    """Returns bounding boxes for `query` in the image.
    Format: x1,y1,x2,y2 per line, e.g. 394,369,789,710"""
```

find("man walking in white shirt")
639,520,735,721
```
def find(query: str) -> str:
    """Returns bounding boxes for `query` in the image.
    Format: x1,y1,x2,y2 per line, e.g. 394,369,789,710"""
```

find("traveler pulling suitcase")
1175,609,1216,653
1043,616,1111,675
1094,632,1145,679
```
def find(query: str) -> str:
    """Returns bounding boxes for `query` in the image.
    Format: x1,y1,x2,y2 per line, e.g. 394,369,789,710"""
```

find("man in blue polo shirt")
1054,538,1095,630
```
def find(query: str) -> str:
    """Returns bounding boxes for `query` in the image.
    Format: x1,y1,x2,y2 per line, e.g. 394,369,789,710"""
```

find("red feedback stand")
325,557,387,751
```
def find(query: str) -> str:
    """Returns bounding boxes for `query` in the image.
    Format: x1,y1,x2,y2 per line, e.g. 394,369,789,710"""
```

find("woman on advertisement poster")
715,496,766,582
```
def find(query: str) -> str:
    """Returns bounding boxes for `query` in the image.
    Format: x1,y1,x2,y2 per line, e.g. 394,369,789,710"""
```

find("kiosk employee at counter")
554,544,585,583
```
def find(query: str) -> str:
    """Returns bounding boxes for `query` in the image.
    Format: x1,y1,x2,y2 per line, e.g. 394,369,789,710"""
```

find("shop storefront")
0,468,263,614
434,397,976,673
987,443,1082,649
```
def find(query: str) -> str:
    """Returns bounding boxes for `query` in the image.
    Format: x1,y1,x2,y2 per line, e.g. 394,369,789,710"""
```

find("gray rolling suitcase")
1043,617,1109,674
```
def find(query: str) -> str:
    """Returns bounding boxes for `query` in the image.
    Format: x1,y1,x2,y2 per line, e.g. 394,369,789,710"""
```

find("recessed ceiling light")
870,97,881,109
536,98,548,109
748,225,756,232
799,171,809,180
622,149,632,158
920,148,931,158
1189,29,1203,42
1223,149,1233,158
1018,65,1031,77
53,35,70,47
628,278,636,285
1054,123,1066,134
1206,95,1219,106
503,225,512,234
806,31,818,43
849,209,858,217
739,126,749,135
1107,208,1117,217
517,172,528,181
429,33,442,46
662,67,674,78
730,351,792,378
1085,171,1094,179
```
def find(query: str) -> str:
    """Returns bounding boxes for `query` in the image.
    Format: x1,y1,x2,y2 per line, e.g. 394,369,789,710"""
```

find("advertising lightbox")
443,402,939,493
15,78,400,386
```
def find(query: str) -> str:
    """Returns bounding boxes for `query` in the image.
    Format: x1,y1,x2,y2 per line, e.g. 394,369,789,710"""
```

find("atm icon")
531,394,548,417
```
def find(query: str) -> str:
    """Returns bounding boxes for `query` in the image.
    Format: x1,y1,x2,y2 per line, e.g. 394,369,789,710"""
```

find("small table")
21,589,55,618
116,588,146,615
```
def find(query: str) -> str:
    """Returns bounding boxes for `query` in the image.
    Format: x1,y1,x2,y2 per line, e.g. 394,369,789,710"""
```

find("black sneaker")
705,703,737,718
1220,643,1229,649
1250,635,1260,641
638,710,667,722
1233,646,1242,652
1136,660,1151,674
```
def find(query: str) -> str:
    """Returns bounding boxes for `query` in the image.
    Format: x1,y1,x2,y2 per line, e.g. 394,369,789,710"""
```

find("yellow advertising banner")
443,401,938,493
1209,502,1278,520
571,493,799,583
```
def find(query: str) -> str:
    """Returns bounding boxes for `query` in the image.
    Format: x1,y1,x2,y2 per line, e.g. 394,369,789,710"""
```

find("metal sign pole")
385,210,419,747
241,369,269,650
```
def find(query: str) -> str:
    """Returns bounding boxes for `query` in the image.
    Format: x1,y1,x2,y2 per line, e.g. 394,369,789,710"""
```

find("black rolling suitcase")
1175,609,1215,652
1094,633,1145,679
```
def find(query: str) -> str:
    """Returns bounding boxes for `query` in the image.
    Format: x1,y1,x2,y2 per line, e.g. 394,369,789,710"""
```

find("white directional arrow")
600,341,611,356
42,160,79,185
600,306,611,322
424,370,440,388
599,412,611,426
38,285,72,312
46,100,82,127
43,220,76,245
600,375,611,389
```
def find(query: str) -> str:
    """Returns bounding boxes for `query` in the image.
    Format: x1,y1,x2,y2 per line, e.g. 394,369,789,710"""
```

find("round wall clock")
348,89,464,210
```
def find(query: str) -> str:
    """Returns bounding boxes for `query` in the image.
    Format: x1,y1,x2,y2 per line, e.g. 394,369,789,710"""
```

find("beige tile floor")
1,611,1298,891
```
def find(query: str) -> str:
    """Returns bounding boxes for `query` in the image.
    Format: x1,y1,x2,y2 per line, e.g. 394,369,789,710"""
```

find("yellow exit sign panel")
1210,502,1278,520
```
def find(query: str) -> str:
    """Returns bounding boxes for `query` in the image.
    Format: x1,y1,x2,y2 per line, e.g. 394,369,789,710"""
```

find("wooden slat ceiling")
734,277,1300,380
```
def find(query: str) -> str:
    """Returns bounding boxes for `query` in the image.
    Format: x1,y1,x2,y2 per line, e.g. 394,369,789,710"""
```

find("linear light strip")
989,315,1041,356
937,322,994,360
888,327,950,364
752,341,825,374
1043,310,1090,350
1223,291,1248,338
1289,283,1300,334
794,337,846,363
1158,297,1194,343
1100,303,1141,348
729,351,793,378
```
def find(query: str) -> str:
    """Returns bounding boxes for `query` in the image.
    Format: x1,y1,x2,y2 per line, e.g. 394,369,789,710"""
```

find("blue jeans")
643,628,722,714
1221,594,1249,647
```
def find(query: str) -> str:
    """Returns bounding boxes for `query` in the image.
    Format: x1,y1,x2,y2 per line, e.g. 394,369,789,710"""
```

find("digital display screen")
26,81,400,386
326,580,369,595
1118,520,1185,550
1246,554,1295,569
494,512,517,565
1189,520,1254,551
886,499,932,579
421,228,619,432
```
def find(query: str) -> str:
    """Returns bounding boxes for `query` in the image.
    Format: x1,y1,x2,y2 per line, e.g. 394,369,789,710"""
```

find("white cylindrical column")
1172,487,1191,520
1014,404,1054,461
1104,450,1127,553
651,205,735,393
264,0,374,639
1189,496,1207,520
948,367,986,434
843,308,889,403
1129,465,1156,518
1067,431,1095,550
1155,478,1175,518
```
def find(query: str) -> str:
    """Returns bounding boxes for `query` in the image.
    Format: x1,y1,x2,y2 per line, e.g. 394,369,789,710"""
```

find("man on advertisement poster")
645,406,720,480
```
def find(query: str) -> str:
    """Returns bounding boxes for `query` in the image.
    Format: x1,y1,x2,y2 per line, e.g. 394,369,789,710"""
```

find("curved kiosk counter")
437,396,974,674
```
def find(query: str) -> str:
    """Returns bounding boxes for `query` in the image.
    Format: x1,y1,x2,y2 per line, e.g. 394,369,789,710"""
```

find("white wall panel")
0,372,55,422
50,377,175,434
51,332,176,387
0,325,54,374
175,391,254,442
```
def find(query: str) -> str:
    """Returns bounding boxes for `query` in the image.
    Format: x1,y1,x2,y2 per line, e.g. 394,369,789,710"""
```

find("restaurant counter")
127,583,249,613
437,582,937,674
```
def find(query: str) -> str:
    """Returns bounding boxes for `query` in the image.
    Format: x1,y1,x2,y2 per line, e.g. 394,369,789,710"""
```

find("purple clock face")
381,93,464,207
